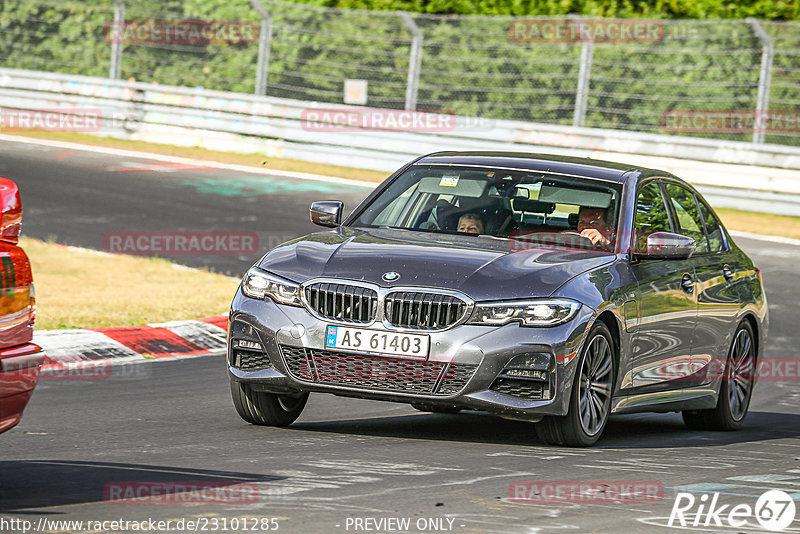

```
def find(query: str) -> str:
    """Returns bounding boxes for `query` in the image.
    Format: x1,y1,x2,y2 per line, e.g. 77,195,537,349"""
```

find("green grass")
717,208,800,240
25,237,239,330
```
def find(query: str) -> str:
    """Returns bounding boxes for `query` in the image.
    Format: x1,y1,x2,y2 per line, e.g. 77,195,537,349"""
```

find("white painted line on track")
0,133,378,188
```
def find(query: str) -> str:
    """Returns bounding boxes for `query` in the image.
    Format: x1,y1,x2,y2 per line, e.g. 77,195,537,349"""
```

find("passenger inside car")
457,213,484,234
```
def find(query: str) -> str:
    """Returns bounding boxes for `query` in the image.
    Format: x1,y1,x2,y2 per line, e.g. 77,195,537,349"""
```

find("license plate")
325,326,429,358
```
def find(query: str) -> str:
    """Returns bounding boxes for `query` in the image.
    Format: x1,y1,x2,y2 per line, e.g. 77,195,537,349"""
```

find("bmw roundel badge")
382,271,400,282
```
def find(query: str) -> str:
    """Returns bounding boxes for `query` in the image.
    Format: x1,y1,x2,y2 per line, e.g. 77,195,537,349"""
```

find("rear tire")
230,381,308,426
536,322,616,447
411,402,461,414
683,321,755,431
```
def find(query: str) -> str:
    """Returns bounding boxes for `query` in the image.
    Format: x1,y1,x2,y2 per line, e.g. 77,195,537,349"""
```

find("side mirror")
636,231,696,260
0,177,22,244
310,201,343,228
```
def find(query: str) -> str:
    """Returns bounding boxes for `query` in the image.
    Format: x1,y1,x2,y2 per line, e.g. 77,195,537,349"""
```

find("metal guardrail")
6,0,800,150
2,67,800,216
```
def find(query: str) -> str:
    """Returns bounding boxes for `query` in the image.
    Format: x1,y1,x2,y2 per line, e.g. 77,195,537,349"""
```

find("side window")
634,182,672,253
664,184,709,254
697,199,727,252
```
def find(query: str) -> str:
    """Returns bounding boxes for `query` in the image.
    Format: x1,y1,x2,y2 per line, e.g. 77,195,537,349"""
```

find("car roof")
414,151,673,184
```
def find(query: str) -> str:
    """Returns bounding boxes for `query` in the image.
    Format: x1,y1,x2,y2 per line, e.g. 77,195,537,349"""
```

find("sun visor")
538,185,612,208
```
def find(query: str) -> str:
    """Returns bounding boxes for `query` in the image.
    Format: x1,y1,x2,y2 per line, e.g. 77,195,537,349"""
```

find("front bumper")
227,290,594,418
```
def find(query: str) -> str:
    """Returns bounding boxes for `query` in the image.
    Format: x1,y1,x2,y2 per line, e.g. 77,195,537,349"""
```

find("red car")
0,177,44,434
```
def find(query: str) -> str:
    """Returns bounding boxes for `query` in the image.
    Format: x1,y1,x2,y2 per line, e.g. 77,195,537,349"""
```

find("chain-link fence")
1,0,799,146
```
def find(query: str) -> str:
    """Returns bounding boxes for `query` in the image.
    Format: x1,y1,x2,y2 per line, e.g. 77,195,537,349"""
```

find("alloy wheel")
578,334,614,436
728,328,755,421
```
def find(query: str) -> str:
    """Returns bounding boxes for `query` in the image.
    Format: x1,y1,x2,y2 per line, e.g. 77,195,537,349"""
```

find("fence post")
572,16,593,128
249,0,272,96
573,42,593,127
109,0,125,80
398,11,423,111
748,18,773,144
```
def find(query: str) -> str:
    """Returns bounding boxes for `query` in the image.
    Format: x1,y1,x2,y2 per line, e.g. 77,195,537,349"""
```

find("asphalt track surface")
1,137,799,534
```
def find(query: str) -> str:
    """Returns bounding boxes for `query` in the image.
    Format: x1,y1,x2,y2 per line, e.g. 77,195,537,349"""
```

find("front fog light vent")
233,339,262,351
499,352,552,381
503,368,547,380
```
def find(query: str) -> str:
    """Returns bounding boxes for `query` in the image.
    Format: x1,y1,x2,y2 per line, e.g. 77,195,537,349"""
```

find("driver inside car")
577,206,613,246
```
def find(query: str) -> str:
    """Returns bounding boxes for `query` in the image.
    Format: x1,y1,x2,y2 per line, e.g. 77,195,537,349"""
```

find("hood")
258,227,615,301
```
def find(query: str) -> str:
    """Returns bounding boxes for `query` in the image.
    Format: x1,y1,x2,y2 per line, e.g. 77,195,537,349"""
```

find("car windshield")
352,165,622,250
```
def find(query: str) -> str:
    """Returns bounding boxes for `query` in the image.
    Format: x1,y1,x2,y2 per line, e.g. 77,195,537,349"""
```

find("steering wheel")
511,231,594,251
559,231,597,248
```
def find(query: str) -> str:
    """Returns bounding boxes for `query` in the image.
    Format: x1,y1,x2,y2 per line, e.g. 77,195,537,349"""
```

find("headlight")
241,268,301,306
468,299,580,327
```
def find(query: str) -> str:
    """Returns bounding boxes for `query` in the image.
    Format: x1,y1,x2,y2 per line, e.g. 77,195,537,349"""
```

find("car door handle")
681,273,695,294
722,264,735,283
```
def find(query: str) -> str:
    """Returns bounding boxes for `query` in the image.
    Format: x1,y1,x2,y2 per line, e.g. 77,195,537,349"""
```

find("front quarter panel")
551,257,635,311
551,258,638,395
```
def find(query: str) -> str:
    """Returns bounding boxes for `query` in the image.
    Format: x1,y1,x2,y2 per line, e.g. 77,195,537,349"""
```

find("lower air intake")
280,346,476,396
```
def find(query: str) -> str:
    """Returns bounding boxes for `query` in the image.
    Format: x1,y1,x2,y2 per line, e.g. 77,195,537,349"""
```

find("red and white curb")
33,315,228,377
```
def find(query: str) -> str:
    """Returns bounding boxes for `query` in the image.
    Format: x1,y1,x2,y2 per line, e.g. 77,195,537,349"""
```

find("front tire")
683,321,755,431
230,381,308,426
536,322,616,447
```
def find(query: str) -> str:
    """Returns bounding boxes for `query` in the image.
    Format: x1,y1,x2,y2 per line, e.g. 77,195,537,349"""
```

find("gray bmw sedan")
227,152,768,446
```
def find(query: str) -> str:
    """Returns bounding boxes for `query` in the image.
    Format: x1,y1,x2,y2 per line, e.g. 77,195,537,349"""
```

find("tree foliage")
1,0,798,146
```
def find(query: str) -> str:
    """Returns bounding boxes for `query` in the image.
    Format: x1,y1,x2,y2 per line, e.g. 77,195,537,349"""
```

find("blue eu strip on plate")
326,326,338,347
